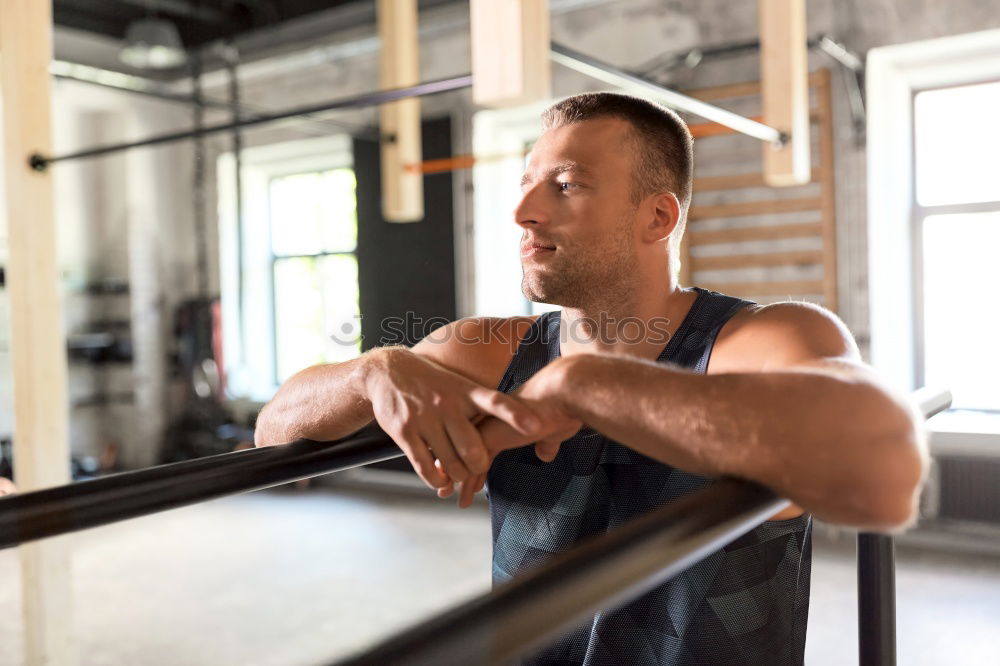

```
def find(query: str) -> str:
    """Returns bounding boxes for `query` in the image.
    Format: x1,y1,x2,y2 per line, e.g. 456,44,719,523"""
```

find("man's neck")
557,272,695,360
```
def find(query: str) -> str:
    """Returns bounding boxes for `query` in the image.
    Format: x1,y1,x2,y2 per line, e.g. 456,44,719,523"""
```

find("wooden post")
377,0,423,222
759,0,811,186
0,0,76,663
470,0,551,107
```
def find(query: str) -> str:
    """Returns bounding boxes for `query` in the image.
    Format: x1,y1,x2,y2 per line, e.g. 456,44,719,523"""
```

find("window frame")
909,85,1000,396
217,135,354,402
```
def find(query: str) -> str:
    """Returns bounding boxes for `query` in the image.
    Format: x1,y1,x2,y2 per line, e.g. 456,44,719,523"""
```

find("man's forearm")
254,348,396,446
553,354,927,530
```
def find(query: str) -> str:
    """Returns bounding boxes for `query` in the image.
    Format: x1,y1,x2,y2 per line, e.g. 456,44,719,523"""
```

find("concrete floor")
1,487,998,666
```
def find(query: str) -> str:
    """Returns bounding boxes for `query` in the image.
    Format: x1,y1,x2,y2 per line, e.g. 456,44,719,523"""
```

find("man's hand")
363,347,546,489
438,357,583,507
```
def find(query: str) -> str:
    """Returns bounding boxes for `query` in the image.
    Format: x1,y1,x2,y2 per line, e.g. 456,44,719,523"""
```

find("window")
912,81,1000,411
218,135,358,400
269,168,361,383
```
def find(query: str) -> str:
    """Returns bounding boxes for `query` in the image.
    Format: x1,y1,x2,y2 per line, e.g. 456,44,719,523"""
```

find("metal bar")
550,42,786,146
0,427,403,549
857,533,896,666
856,387,951,666
52,70,373,138
111,0,227,23
335,479,789,665
30,75,473,170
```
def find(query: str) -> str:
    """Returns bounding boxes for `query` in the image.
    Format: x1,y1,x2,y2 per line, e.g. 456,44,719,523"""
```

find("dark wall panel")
354,115,457,351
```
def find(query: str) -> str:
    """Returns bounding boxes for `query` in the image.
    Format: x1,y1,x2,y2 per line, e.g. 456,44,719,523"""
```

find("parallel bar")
0,428,403,549
550,42,785,146
30,75,473,169
335,479,788,666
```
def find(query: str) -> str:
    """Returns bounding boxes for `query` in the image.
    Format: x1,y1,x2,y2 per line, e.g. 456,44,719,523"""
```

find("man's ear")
642,191,681,243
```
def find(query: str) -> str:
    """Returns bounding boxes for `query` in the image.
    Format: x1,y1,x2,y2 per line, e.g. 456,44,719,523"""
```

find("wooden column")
0,0,75,663
759,0,811,186
470,0,551,107
377,0,423,222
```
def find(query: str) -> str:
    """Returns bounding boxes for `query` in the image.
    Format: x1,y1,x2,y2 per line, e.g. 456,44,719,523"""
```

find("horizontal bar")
335,478,788,665
911,387,952,420
30,75,473,170
550,43,785,146
0,427,403,549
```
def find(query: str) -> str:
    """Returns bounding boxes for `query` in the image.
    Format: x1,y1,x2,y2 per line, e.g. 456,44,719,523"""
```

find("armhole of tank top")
696,299,755,375
495,313,548,393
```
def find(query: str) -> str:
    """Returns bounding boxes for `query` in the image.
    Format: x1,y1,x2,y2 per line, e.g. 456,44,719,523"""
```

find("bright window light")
915,80,1000,207
921,212,1000,411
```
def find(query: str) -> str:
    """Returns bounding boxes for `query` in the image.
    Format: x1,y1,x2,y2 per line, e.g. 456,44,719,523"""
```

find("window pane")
270,169,358,256
319,254,361,363
922,212,1000,410
915,81,1000,206
319,168,358,253
273,256,325,382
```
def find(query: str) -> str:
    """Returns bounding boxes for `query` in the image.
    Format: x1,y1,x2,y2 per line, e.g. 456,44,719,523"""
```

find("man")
256,93,927,665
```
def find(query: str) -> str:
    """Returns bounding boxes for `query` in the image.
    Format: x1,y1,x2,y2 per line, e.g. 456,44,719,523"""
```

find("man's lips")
520,241,557,257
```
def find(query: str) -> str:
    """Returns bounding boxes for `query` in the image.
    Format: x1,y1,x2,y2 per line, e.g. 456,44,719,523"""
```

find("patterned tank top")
487,287,813,665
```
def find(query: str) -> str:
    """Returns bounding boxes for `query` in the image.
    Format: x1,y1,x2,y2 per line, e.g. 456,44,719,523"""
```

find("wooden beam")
759,0,811,186
688,222,823,245
470,0,551,107
689,197,822,220
690,249,823,271
377,0,423,222
693,168,820,192
0,0,75,663
816,67,839,311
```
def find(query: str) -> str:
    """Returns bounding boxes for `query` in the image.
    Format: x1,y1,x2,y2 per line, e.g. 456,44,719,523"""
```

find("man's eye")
558,182,574,192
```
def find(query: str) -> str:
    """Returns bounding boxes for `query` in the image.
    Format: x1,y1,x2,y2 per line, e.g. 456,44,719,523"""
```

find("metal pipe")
856,387,951,666
226,45,247,375
0,427,403,549
857,533,896,666
30,74,473,170
550,42,786,147
335,479,789,665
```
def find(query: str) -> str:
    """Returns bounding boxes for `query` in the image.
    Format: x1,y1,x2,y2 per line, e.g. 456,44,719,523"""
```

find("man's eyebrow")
520,161,592,188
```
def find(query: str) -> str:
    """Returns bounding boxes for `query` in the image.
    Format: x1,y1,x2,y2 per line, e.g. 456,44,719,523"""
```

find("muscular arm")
486,303,928,532
254,317,541,487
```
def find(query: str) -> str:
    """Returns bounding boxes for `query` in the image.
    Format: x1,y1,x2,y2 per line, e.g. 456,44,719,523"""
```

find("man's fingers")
444,416,489,474
534,438,562,463
458,472,486,508
423,420,471,483
468,388,542,436
395,429,448,489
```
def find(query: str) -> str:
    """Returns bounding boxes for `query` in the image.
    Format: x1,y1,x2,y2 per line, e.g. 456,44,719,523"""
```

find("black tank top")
487,287,812,665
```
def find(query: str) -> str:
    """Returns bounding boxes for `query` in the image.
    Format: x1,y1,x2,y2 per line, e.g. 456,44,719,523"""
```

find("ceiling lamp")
120,17,187,69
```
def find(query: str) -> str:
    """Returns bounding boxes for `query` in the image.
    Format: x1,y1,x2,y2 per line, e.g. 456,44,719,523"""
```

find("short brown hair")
541,92,694,209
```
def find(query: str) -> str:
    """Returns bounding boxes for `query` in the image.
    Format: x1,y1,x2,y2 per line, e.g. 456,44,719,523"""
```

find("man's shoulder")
711,299,860,372
413,315,541,387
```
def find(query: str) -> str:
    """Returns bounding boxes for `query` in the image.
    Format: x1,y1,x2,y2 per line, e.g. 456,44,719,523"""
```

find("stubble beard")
520,211,637,311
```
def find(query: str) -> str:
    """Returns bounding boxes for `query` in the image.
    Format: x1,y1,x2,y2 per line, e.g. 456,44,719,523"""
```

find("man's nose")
514,184,550,228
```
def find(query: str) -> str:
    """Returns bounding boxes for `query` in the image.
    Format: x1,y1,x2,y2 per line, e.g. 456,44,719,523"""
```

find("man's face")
516,117,640,308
